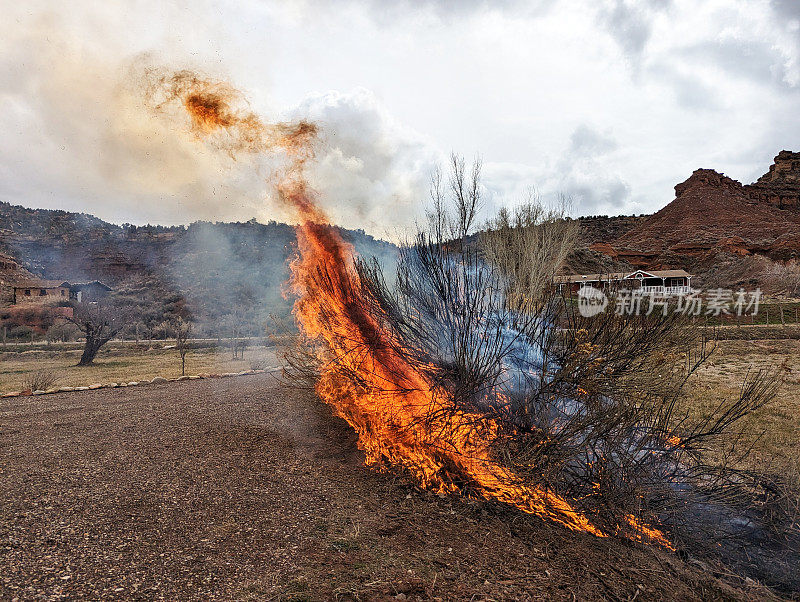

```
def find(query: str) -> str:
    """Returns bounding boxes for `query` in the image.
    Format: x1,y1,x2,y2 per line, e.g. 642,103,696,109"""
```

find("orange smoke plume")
144,68,317,163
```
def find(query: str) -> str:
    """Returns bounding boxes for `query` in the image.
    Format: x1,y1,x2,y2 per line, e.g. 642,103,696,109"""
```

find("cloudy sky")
1,0,798,237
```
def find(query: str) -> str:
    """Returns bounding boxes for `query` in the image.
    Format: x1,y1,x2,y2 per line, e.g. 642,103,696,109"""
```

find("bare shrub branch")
23,369,60,392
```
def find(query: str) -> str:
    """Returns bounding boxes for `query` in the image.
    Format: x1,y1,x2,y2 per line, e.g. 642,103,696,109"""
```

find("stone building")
12,280,70,305
68,281,112,303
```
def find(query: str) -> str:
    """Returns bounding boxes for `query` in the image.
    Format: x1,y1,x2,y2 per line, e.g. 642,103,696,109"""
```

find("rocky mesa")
595,151,800,270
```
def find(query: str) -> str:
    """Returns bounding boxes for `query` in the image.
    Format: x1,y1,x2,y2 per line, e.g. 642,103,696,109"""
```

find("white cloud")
0,0,798,234
282,88,441,235
484,125,630,216
596,0,674,64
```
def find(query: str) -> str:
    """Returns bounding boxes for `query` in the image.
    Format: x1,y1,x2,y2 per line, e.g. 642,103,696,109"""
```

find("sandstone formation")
595,151,800,269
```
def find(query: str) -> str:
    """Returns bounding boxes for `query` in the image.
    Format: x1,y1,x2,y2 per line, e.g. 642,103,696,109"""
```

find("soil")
0,375,770,600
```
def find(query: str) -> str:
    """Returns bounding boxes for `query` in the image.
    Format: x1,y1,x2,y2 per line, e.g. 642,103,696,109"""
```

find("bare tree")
481,191,579,313
68,301,131,366
422,153,483,245
170,318,193,376
448,153,482,240
426,165,447,242
47,321,80,343
222,307,251,359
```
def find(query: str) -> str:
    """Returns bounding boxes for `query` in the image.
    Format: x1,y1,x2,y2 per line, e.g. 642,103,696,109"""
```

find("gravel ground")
0,374,763,600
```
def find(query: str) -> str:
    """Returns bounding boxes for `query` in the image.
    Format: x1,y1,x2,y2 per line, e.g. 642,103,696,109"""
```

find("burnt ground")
0,374,773,600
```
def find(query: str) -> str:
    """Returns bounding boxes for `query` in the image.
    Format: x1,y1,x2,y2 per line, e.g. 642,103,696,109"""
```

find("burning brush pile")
142,69,799,592
287,166,799,590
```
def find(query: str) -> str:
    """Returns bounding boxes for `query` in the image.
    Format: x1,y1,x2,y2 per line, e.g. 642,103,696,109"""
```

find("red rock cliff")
601,151,800,266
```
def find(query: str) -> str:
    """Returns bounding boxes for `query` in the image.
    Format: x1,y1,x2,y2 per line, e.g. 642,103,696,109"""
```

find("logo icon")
577,286,608,317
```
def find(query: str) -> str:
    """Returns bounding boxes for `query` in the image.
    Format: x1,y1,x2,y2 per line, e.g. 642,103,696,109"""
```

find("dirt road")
0,375,752,600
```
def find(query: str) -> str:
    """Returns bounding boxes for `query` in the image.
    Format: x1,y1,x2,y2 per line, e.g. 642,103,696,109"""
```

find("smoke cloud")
0,7,440,236
289,89,440,238
0,14,262,225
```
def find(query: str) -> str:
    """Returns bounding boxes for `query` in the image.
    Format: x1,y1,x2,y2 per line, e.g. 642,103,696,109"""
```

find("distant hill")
591,151,800,292
0,202,397,332
602,151,800,265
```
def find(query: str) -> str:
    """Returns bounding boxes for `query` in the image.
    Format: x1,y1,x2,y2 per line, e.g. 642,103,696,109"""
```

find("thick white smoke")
0,13,264,225
287,88,440,237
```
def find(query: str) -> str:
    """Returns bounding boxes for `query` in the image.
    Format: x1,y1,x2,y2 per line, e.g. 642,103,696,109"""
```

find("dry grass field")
683,338,800,481
0,345,279,392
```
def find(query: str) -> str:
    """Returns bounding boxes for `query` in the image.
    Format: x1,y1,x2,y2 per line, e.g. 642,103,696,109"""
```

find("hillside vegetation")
0,201,396,336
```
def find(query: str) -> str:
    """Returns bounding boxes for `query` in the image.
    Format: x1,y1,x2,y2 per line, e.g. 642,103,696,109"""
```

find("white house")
555,269,693,296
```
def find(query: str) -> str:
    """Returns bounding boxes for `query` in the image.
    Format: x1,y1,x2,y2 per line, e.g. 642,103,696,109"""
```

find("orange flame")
623,514,676,550
183,91,236,132
153,70,673,546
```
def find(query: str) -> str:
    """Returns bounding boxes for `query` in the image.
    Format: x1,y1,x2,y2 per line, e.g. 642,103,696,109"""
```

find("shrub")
285,156,796,589
23,369,60,392
46,322,81,343
9,325,34,341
